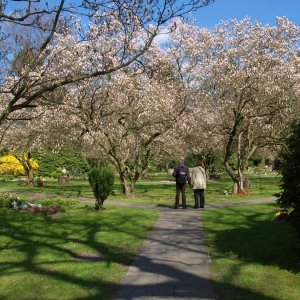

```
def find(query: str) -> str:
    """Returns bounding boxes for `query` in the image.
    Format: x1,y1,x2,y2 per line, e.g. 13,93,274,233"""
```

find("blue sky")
6,0,300,28
193,0,300,28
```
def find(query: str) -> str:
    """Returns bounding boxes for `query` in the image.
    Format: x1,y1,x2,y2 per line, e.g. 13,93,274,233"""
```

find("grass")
0,174,296,299
0,179,95,197
202,203,300,300
0,204,159,300
132,174,281,206
0,172,281,206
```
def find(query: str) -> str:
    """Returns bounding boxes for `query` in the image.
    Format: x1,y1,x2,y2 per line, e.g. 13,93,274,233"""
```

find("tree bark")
121,178,133,196
13,152,35,185
95,198,104,210
236,132,244,194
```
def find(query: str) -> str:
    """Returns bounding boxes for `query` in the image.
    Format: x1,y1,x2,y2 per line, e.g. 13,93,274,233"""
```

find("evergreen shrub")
276,121,300,236
88,167,115,210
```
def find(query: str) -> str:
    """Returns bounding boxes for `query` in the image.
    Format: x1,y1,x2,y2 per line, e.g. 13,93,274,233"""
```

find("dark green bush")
88,167,115,210
249,152,263,167
35,149,89,178
276,121,300,236
49,170,62,179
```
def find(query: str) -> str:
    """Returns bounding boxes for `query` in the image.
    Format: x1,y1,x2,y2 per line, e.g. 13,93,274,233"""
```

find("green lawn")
202,203,300,300
0,173,281,206
0,204,159,300
0,175,296,300
133,174,281,206
0,178,95,197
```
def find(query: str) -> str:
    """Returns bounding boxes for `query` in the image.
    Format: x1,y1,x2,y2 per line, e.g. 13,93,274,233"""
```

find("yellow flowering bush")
0,154,39,176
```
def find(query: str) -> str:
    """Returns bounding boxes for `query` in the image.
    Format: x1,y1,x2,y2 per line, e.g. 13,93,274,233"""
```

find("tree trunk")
164,162,169,172
118,165,141,196
237,161,244,190
232,178,244,194
23,153,35,185
236,132,244,194
237,177,244,194
120,175,133,196
231,175,244,194
232,182,238,194
13,152,35,185
122,181,133,196
27,167,34,185
95,198,104,210
206,168,210,180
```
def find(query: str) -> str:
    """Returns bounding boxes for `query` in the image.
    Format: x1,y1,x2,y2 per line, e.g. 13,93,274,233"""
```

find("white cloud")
154,28,170,46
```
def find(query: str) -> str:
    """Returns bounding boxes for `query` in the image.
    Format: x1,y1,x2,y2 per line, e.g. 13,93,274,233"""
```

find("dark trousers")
194,189,205,208
175,183,186,207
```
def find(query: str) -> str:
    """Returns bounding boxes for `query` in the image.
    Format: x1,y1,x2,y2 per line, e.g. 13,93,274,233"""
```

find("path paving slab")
113,209,216,300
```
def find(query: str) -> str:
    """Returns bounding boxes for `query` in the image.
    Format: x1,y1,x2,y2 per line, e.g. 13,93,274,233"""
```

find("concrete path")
113,198,276,300
114,208,215,300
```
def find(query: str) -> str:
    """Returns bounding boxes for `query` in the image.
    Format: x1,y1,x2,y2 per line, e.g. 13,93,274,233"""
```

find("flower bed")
0,193,68,215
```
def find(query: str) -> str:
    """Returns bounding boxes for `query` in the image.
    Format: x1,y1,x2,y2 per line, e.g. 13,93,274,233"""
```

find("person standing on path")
191,159,207,208
172,158,191,209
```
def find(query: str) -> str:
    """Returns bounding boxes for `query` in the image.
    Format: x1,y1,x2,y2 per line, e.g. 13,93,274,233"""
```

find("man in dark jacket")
172,158,191,209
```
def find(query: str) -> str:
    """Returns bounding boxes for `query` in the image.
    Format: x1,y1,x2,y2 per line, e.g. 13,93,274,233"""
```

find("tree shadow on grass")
0,206,158,299
111,255,278,300
204,206,300,274
0,205,279,300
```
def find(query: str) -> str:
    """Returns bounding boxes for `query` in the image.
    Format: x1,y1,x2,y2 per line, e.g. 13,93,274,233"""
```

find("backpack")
177,167,187,184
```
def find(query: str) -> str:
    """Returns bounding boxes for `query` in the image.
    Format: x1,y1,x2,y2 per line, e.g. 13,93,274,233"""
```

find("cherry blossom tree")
161,20,222,176
0,0,215,186
0,0,214,130
0,98,78,184
61,47,191,195
166,18,300,193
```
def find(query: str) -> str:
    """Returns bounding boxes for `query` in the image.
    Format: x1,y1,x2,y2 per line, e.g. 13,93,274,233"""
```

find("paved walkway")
112,197,276,300
114,208,215,300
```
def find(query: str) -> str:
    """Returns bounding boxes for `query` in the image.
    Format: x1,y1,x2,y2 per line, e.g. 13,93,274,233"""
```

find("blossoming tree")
61,45,192,195
0,0,214,130
166,18,300,193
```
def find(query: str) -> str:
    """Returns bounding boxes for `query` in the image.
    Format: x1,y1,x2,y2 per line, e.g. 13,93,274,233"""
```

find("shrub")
88,167,115,210
0,154,38,176
247,160,254,167
276,121,300,236
49,170,62,179
35,149,89,178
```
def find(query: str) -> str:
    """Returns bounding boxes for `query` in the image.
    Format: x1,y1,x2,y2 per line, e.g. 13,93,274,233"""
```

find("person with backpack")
172,158,191,209
191,159,207,208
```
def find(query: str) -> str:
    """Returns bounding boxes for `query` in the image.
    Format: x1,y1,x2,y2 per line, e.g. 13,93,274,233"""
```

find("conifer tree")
277,121,300,235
